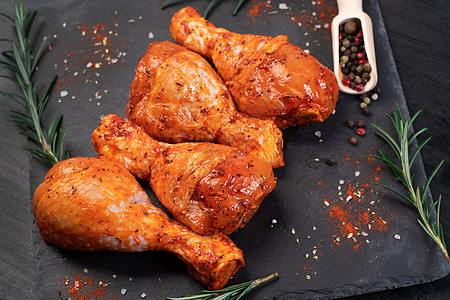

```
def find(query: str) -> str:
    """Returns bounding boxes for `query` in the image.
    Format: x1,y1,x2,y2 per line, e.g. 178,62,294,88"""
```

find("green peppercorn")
340,62,346,68
362,72,370,80
340,46,347,52
356,65,364,74
351,46,359,53
340,55,349,63
360,102,367,109
363,97,371,105
363,63,372,73
342,39,351,48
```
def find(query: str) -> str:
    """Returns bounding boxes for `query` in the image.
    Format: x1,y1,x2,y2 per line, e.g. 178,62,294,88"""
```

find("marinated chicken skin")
128,41,284,168
33,156,244,290
92,114,276,235
170,7,339,128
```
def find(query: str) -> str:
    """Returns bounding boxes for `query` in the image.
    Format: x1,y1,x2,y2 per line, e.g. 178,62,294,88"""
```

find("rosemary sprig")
161,0,247,18
0,0,71,165
166,272,278,300
368,109,448,264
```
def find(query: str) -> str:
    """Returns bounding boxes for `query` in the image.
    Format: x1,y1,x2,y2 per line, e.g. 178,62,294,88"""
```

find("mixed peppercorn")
339,19,372,92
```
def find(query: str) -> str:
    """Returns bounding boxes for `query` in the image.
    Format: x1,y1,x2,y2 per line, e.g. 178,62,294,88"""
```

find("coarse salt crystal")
312,226,316,231
355,171,360,177
111,58,119,64
129,277,134,282
339,180,345,185
279,3,288,9
148,32,154,39
304,49,310,54
271,219,277,224
141,292,147,298
60,91,68,97
63,22,66,28
120,288,127,295
291,228,296,234
314,131,321,138
305,253,309,258
362,231,368,236
86,62,93,68
312,12,317,16
345,195,352,202
394,234,401,240
347,233,353,239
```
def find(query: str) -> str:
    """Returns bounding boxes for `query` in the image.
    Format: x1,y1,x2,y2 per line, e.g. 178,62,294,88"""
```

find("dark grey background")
0,0,449,299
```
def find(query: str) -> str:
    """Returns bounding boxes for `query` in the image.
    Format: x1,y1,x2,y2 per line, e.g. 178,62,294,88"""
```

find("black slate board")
0,0,449,299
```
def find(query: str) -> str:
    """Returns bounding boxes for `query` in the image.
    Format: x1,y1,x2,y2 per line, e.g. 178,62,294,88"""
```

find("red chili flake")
357,128,366,136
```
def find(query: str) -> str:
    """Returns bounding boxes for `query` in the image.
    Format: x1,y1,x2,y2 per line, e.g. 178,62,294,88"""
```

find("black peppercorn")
344,20,358,35
354,76,362,84
342,67,350,75
348,72,356,80
347,120,355,128
356,120,366,128
362,106,370,115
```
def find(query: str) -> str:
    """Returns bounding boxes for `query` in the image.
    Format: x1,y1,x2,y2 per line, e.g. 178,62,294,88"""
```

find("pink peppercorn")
342,78,351,86
355,84,364,91
359,59,366,65
357,32,363,38
357,52,365,59
357,128,366,135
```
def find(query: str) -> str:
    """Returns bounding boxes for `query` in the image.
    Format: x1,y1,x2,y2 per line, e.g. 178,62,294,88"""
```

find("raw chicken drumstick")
92,114,276,236
128,41,284,168
33,156,244,290
170,7,339,129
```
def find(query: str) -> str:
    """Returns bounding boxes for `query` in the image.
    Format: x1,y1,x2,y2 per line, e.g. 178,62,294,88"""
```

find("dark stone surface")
0,0,449,299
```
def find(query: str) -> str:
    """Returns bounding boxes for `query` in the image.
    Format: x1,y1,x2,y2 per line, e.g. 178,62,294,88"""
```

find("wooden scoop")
331,0,378,94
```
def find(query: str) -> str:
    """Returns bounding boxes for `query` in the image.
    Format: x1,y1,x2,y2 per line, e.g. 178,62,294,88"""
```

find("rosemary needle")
368,109,448,264
166,272,278,300
0,0,71,165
